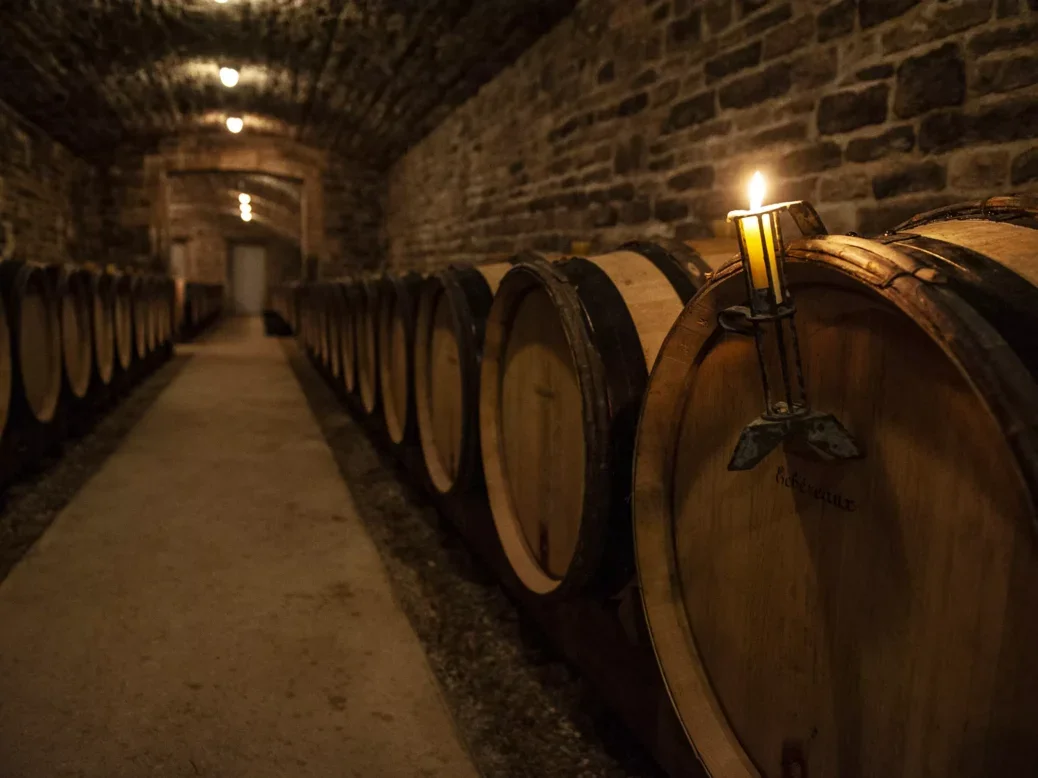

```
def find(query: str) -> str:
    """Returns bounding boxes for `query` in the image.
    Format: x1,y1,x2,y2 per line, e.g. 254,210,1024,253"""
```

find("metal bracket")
728,410,864,471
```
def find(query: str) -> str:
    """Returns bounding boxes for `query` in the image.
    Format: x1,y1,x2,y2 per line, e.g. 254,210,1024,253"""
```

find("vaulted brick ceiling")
0,0,573,168
168,171,302,240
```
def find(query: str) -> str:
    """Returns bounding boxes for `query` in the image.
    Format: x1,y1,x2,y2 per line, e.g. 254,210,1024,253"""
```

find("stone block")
749,120,810,147
856,64,894,82
705,0,733,32
1011,148,1038,184
894,43,966,119
845,125,916,162
593,206,619,228
973,97,1038,142
818,0,855,41
598,61,616,84
668,12,703,45
975,55,1038,95
614,135,646,174
633,69,660,88
663,91,717,132
649,155,676,171
705,42,762,84
654,78,682,106
745,4,793,34
620,198,653,224
779,142,843,176
718,63,792,109
667,166,716,191
919,110,971,153
859,0,921,29
881,0,993,52
791,47,839,91
872,161,947,199
969,21,1038,55
948,149,1010,189
608,183,638,202
764,15,815,60
618,92,650,117
819,170,872,201
655,198,689,221
817,84,889,134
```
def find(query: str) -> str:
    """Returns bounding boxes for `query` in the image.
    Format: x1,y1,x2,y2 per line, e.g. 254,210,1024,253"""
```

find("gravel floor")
284,340,667,778
0,355,191,583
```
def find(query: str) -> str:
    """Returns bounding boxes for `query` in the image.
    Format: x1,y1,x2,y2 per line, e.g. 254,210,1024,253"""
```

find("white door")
231,245,267,315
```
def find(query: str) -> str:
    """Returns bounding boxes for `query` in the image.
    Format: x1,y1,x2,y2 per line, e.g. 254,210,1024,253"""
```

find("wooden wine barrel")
352,277,384,415
113,273,134,372
480,241,735,597
0,282,13,439
317,284,332,370
377,272,423,444
131,275,150,360
88,269,115,387
633,200,1038,778
47,264,94,401
0,260,62,426
414,259,519,495
335,281,358,395
325,284,344,381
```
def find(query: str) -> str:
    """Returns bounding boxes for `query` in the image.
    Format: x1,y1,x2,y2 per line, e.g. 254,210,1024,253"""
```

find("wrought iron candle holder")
722,173,862,471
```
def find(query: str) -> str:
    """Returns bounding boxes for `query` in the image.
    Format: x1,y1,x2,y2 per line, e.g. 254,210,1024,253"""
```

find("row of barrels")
276,194,1038,778
0,262,183,481
178,282,225,339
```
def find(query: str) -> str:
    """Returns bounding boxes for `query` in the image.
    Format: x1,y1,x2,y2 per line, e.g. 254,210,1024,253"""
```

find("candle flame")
748,171,766,210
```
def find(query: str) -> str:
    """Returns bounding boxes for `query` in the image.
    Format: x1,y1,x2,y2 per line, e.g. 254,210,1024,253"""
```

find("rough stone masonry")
385,0,1038,271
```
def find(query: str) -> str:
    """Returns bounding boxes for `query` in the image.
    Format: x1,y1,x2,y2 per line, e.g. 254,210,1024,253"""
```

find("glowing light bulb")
749,171,766,210
226,116,244,133
241,211,253,222
240,203,252,215
239,193,251,205
219,67,239,88
214,0,228,4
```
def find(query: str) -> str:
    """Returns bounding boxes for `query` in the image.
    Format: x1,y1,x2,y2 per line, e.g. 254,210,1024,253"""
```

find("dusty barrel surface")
316,283,333,370
414,259,516,495
88,269,115,387
130,275,151,360
335,281,357,395
324,283,344,380
48,264,94,401
633,198,1038,778
112,273,134,372
377,272,423,445
0,260,62,426
479,242,732,597
352,277,384,415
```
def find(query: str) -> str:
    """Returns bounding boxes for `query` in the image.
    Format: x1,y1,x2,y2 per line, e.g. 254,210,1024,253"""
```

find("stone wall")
0,100,106,267
386,0,1038,269
323,157,386,276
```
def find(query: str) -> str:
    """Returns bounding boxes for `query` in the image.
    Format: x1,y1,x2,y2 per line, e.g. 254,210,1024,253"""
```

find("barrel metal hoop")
618,240,704,301
435,267,494,494
557,255,650,596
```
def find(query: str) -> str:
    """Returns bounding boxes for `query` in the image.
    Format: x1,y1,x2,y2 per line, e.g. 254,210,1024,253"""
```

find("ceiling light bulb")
214,0,229,4
219,67,240,88
226,116,243,133
240,203,252,214
239,193,251,205
241,211,253,222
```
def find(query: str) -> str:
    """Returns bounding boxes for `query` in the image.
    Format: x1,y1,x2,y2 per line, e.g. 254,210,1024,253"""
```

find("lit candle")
738,172,783,303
